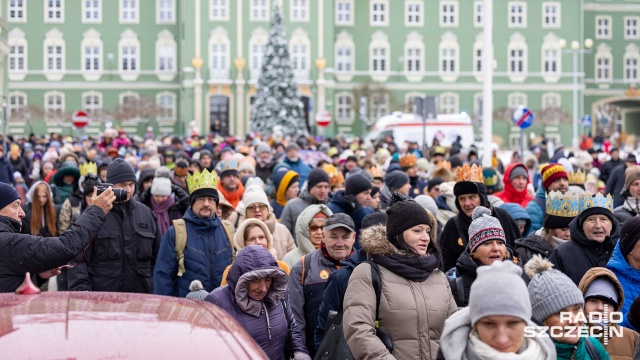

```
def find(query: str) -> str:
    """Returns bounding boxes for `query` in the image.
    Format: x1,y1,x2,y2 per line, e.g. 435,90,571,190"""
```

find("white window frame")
120,0,139,24
624,44,640,84
625,16,640,40
508,92,527,109
370,93,389,121
473,1,483,28
81,29,103,81
595,44,612,83
44,91,65,123
157,92,177,122
45,0,64,23
156,30,177,81
9,44,26,73
473,41,483,75
290,0,309,22
118,29,141,81
82,91,103,114
508,1,527,28
404,92,426,113
405,0,423,27
209,27,230,80
290,29,311,80
439,92,459,115
249,27,268,80
596,16,611,40
210,0,229,21
541,33,562,82
335,31,355,81
440,1,458,27
438,32,459,82
370,0,388,27
250,0,269,22
8,92,27,121
8,0,26,22
336,0,353,26
335,92,355,124
542,92,561,109
404,31,424,82
507,33,527,82
82,0,102,23
8,29,27,81
157,0,175,24
369,31,390,82
43,29,65,81
542,2,560,28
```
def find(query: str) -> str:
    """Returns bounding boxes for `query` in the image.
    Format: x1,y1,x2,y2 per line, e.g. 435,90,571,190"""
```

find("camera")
96,183,128,202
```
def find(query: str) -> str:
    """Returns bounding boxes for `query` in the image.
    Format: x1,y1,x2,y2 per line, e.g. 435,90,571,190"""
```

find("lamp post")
560,38,593,150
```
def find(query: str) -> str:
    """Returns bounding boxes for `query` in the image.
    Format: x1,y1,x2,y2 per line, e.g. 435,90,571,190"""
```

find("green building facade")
5,0,640,148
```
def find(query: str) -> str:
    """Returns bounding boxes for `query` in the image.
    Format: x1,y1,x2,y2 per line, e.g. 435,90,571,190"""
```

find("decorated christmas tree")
250,2,308,137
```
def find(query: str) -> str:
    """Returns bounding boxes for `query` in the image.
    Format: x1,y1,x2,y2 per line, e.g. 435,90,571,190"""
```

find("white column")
194,0,204,133
236,0,244,136
482,0,494,168
572,49,579,150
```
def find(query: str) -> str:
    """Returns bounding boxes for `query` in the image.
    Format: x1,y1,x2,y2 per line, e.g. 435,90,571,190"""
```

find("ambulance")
365,111,476,147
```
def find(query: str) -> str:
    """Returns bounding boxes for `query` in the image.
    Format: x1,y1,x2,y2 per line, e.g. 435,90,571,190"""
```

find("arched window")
43,28,65,81
507,32,527,82
595,43,612,83
209,27,230,80
290,28,310,80
624,44,639,83
439,31,459,82
249,27,268,79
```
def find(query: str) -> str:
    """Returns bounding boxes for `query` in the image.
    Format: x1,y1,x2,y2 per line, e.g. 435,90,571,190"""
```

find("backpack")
173,218,236,277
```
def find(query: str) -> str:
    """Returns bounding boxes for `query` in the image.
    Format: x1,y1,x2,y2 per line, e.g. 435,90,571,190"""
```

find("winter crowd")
2,129,640,360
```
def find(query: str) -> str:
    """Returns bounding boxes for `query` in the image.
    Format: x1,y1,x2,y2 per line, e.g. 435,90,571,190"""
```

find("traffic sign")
582,115,592,128
72,110,90,128
512,106,534,129
315,110,331,127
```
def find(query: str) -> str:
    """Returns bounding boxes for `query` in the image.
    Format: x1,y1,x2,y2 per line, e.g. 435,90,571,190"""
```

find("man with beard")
254,143,277,182
440,164,520,271
216,160,244,208
199,149,215,172
153,169,235,297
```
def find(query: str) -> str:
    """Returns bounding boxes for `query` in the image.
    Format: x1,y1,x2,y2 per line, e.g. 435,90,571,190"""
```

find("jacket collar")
0,215,21,233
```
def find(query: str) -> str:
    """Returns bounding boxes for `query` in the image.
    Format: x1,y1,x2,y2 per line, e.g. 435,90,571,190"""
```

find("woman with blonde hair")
21,181,58,237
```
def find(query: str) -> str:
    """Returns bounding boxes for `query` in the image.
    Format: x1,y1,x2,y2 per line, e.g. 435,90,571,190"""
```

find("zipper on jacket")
205,234,214,288
263,303,272,340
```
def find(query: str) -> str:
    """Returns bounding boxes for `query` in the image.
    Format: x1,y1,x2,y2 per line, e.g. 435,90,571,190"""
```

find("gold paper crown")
399,154,417,168
568,169,586,185
187,169,219,194
455,164,484,183
368,165,384,179
80,162,97,177
545,190,580,218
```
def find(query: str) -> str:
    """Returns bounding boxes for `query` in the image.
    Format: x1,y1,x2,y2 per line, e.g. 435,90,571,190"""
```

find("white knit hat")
151,177,172,196
242,188,269,208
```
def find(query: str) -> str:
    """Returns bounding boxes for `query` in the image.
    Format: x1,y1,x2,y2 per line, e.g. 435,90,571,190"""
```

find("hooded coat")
494,163,534,208
437,307,556,360
577,267,640,359
606,163,628,208
133,168,156,202
549,216,620,285
500,203,531,236
282,204,333,269
270,170,299,219
205,246,310,360
327,190,375,245
219,218,290,286
607,241,640,330
280,187,331,241
343,225,457,360
525,186,547,235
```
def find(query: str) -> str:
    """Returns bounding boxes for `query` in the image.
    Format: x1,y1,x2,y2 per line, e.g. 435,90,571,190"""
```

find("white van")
365,112,475,147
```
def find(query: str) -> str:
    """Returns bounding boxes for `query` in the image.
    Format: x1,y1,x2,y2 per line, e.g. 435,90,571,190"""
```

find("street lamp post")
560,38,593,150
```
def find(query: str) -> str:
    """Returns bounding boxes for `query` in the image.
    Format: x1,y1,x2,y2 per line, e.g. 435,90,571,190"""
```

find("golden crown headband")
455,164,484,183
80,162,97,177
568,169,586,185
187,169,219,194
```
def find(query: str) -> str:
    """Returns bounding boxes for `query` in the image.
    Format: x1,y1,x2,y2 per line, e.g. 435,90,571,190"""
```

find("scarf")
467,332,547,360
219,181,245,208
320,242,351,267
151,194,175,234
372,252,438,282
623,197,640,215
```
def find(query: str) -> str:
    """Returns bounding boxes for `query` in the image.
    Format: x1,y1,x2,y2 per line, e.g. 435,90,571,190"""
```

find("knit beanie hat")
427,177,444,191
415,195,438,217
0,182,20,210
386,193,432,245
243,188,270,208
307,168,330,190
525,255,585,323
540,163,568,190
155,166,172,179
416,158,429,171
199,149,213,159
106,158,136,184
362,212,388,229
509,164,529,181
584,277,619,308
186,280,209,301
620,216,640,255
467,207,506,253
238,162,256,176
151,177,172,196
256,143,271,155
384,171,410,192
623,166,640,196
345,173,372,196
469,260,532,326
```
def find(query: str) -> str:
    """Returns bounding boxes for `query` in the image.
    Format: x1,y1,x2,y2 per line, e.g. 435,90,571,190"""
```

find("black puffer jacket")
548,216,620,285
67,200,161,293
0,206,106,292
514,232,556,265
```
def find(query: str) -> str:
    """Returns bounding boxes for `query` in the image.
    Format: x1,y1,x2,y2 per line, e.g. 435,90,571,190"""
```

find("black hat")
543,213,573,230
362,212,388,229
0,182,20,211
345,173,372,196
620,217,640,256
384,171,410,193
106,158,136,184
627,154,637,164
82,174,102,195
386,193,432,247
449,157,464,169
307,168,330,190
427,177,444,191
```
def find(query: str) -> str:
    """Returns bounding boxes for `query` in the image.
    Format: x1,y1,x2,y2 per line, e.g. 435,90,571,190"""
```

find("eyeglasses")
246,204,268,212
195,197,216,204
309,225,324,232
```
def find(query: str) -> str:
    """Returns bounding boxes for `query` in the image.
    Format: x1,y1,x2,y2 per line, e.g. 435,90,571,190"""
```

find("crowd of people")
1,129,640,359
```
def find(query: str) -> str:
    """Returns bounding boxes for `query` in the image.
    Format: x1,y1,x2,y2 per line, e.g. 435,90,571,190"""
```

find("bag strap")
221,219,236,261
301,254,312,286
365,260,383,321
455,276,465,305
583,338,601,360
173,219,187,277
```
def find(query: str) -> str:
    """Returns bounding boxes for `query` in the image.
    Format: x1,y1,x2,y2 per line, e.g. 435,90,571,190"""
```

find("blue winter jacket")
607,241,640,330
283,157,311,187
0,157,14,184
153,208,233,297
327,191,375,247
500,203,531,236
525,186,546,235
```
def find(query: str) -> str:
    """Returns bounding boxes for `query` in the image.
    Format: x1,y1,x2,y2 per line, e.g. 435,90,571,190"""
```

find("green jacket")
554,337,610,360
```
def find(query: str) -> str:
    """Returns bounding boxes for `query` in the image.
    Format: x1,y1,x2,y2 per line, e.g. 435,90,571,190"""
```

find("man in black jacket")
601,148,623,183
0,182,115,292
606,153,637,208
68,159,162,293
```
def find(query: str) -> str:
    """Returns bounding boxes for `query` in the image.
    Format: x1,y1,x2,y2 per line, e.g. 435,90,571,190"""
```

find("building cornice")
583,3,640,12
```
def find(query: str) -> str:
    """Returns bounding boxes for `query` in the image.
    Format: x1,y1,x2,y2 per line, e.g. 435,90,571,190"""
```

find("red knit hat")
540,163,568,189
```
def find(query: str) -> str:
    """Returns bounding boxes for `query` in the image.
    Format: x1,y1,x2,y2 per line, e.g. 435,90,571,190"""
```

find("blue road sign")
582,115,592,128
512,106,534,129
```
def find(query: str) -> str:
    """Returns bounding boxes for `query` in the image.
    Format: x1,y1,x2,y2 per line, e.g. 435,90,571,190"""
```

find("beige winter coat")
343,225,457,360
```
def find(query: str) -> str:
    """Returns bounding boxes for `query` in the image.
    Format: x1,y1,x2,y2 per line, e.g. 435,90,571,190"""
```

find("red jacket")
494,163,533,208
